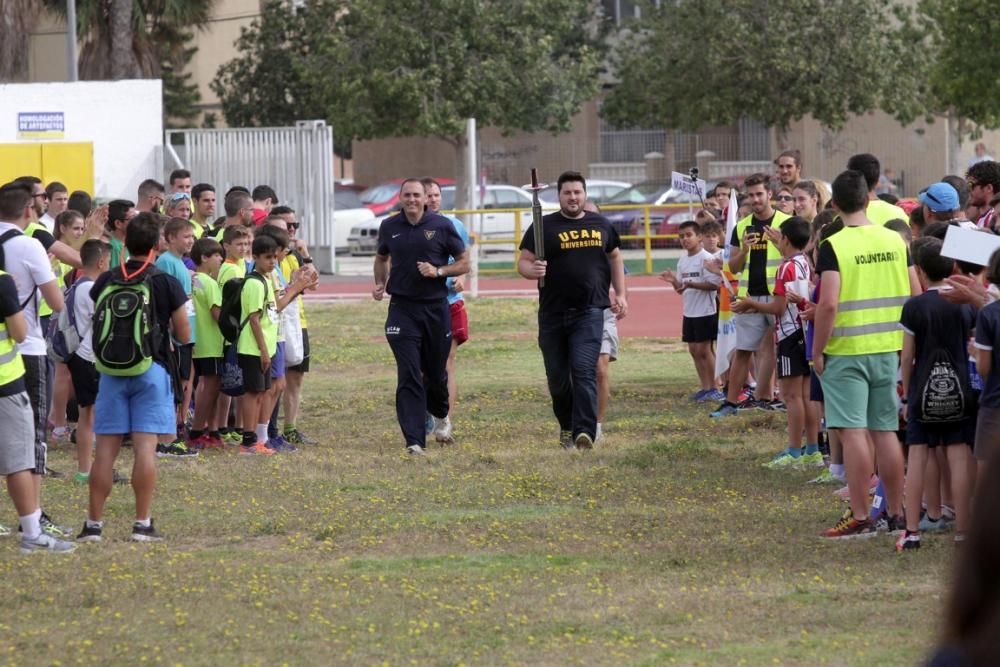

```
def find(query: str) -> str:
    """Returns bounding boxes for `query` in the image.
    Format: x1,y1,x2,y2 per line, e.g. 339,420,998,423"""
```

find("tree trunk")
0,0,41,82
109,0,137,79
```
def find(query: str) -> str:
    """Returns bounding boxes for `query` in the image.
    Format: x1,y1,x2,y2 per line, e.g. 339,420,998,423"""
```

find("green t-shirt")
217,259,245,287
237,273,278,357
192,272,223,359
109,236,129,269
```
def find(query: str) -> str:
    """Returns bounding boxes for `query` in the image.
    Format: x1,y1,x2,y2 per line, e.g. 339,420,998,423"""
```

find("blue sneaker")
689,389,709,402
266,435,298,453
704,389,726,401
711,402,738,418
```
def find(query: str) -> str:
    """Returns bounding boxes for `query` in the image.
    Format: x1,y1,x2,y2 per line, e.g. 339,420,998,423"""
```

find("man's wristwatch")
301,257,313,265
436,267,443,277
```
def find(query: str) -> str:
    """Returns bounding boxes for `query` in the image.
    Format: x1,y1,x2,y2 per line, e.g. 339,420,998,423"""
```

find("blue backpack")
46,277,93,363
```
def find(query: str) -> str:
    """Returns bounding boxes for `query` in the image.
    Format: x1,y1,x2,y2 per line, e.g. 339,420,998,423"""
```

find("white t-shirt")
0,221,57,356
72,278,96,362
677,248,721,318
39,213,55,234
774,253,811,341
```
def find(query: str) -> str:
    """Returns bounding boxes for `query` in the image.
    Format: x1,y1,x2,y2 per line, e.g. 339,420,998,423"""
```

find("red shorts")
450,300,469,346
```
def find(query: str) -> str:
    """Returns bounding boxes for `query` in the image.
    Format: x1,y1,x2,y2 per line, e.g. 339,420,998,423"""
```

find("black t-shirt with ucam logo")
519,211,621,314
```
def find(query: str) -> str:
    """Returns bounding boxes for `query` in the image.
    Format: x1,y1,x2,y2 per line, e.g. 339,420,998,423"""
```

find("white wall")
0,79,162,200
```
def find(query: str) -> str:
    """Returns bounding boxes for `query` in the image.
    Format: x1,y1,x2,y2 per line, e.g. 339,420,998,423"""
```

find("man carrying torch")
518,170,628,450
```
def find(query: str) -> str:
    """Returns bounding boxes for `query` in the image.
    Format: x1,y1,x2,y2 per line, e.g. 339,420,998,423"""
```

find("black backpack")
92,268,159,376
218,272,268,344
915,346,973,424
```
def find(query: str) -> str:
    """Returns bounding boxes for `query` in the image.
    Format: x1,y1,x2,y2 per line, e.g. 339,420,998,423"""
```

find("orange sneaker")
240,442,275,456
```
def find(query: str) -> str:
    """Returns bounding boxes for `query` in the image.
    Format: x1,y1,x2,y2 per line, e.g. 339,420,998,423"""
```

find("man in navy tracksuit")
373,179,470,455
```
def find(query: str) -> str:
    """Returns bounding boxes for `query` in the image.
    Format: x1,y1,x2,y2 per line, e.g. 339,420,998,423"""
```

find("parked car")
602,180,722,248
347,183,536,256
333,185,375,255
358,178,455,216
536,179,631,206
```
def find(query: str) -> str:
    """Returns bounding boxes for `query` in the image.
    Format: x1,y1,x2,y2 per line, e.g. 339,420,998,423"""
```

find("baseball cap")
918,182,959,213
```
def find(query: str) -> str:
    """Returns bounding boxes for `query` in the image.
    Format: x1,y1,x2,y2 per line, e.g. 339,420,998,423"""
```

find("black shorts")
286,328,310,373
175,343,194,382
193,356,223,378
238,353,272,393
67,354,99,408
810,369,824,402
777,330,809,379
682,314,717,343
906,415,973,448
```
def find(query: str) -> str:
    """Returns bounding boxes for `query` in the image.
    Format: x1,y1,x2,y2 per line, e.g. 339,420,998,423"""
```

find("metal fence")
164,121,336,272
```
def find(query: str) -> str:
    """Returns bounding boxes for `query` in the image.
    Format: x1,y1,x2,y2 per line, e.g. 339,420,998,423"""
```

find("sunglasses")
169,192,192,202
775,195,794,202
287,222,300,230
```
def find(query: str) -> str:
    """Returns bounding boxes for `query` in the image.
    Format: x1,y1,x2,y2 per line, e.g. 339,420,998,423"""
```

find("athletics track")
302,275,683,338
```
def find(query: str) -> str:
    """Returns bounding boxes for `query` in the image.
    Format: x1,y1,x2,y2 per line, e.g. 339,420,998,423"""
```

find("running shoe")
575,432,594,450
221,431,243,445
895,532,921,552
431,416,455,444
77,522,103,543
798,451,826,468
736,398,766,411
807,469,841,485
284,427,316,445
763,399,786,412
703,389,726,402
918,514,953,533
559,430,574,450
737,385,754,403
20,532,76,554
710,402,739,418
40,512,73,538
51,426,71,445
240,442,275,456
157,440,199,459
875,514,906,535
266,435,298,453
44,466,65,479
131,519,164,542
113,469,130,486
689,389,709,402
763,452,801,470
407,444,426,456
821,514,876,539
74,471,90,484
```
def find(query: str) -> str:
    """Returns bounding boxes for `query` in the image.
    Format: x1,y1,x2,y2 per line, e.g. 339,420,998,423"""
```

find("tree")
602,0,929,136
214,0,605,208
45,0,215,121
0,0,42,82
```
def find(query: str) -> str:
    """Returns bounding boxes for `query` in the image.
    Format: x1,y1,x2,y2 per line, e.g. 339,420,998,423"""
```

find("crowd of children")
667,151,1000,547
0,173,319,552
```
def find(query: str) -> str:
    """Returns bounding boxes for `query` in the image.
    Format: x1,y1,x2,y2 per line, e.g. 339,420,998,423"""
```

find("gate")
164,121,336,272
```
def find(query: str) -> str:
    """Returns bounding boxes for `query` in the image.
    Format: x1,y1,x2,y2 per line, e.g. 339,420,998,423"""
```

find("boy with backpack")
897,237,976,550
77,213,190,543
60,240,111,482
215,225,251,444
155,217,198,458
187,237,225,449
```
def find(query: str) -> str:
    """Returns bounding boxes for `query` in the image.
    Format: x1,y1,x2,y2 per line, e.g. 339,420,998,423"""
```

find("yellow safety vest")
733,210,791,297
25,222,53,318
824,225,910,356
0,270,26,385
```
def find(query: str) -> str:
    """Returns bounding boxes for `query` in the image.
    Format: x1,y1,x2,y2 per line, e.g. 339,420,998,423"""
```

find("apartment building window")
602,0,661,24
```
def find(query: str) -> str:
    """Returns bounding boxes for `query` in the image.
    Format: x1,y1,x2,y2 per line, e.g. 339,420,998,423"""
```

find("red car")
359,178,456,216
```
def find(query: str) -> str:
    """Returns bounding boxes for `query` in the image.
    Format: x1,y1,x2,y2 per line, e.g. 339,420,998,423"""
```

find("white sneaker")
20,532,76,554
407,444,426,456
431,416,454,444
595,423,603,443
575,432,594,450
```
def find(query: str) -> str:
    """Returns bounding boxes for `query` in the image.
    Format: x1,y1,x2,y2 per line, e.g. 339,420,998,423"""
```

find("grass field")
0,299,953,666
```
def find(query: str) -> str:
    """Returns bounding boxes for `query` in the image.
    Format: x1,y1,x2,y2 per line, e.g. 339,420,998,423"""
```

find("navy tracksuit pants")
385,297,451,448
537,307,604,440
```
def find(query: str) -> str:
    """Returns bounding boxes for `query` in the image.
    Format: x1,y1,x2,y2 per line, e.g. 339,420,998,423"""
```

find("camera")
689,166,699,179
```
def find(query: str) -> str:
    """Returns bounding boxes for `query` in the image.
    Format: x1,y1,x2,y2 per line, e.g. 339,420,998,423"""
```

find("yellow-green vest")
734,210,791,297
25,222,54,318
824,225,910,356
0,270,26,385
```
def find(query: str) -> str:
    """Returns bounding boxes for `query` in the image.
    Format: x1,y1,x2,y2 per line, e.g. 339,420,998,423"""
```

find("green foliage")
602,0,930,131
162,34,202,128
213,0,604,150
922,0,1000,130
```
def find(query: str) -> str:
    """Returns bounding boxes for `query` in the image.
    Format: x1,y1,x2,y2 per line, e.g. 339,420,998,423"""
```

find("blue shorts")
270,342,286,379
94,362,176,436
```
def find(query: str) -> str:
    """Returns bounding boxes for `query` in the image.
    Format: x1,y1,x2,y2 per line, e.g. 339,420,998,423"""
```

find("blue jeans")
537,308,604,439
